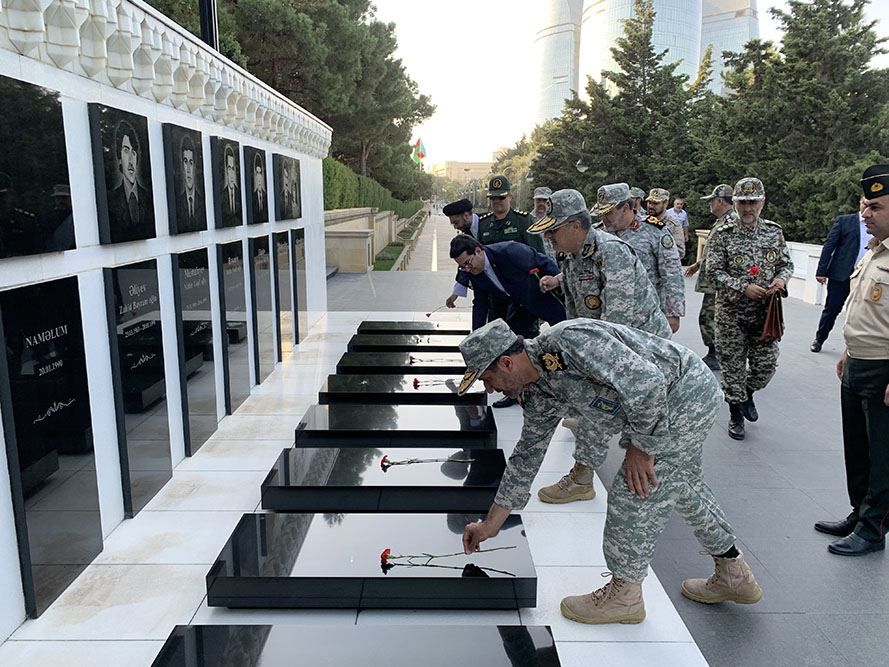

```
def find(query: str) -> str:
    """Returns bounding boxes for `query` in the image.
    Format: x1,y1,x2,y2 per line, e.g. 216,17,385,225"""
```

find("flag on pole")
411,139,427,164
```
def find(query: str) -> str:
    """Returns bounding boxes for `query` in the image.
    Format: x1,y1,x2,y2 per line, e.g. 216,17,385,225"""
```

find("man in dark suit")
107,120,153,239
174,135,205,232
812,198,871,352
449,234,565,335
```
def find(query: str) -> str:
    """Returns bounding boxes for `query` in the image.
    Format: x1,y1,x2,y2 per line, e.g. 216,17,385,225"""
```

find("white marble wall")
0,0,332,639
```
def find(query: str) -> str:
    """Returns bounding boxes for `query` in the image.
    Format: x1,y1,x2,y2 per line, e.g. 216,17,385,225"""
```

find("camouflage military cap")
533,186,553,199
528,188,588,233
591,182,631,215
487,175,511,197
645,187,670,203
701,184,733,201
629,186,646,199
733,177,765,201
457,319,518,395
861,164,889,200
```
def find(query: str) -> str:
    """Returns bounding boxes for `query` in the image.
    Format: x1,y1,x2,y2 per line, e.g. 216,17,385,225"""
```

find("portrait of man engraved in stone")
244,146,268,224
273,154,302,221
89,104,155,244
211,137,242,229
163,124,206,234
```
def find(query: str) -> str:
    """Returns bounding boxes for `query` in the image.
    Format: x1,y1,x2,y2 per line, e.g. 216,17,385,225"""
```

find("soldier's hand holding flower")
539,275,560,293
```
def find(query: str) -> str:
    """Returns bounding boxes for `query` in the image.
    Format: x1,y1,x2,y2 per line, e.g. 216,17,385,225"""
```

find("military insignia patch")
539,352,565,372
871,284,884,302
584,294,601,310
458,370,478,395
732,254,746,266
765,249,778,263
597,191,606,203
661,235,675,249
578,272,596,281
557,251,567,261
872,182,884,193
492,178,502,189
581,242,596,258
504,226,517,234
742,180,756,195
545,199,553,216
590,395,621,414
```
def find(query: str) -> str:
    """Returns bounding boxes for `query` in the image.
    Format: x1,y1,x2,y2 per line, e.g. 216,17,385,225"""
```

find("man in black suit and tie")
811,198,871,352
108,120,153,238
174,135,205,232
252,153,268,222
220,144,241,227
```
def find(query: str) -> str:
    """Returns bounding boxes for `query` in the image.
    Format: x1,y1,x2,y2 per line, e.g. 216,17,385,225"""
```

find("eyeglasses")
488,195,507,201
457,255,475,271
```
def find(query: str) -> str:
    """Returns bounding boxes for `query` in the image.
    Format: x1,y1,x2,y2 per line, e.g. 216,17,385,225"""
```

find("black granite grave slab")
206,512,535,609
347,333,463,353
357,320,470,335
318,374,486,405
295,404,496,448
336,351,466,375
261,447,504,512
152,624,560,666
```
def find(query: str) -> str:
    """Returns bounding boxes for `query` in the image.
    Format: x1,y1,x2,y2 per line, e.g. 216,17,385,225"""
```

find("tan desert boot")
681,552,763,604
560,575,645,625
537,462,595,504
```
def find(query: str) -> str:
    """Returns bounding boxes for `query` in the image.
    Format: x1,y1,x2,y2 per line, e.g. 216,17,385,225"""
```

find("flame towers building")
534,0,584,126
702,0,760,94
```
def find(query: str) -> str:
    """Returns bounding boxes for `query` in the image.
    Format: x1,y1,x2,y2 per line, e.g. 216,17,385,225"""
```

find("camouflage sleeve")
599,241,642,326
560,327,672,455
705,228,746,293
775,231,794,286
494,391,562,510
657,229,686,317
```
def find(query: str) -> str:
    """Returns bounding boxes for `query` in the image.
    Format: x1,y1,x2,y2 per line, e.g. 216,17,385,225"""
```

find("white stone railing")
0,0,331,157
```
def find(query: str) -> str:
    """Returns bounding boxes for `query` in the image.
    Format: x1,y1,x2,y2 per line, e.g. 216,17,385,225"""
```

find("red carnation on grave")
380,455,391,472
748,266,761,277
412,377,420,389
380,548,392,564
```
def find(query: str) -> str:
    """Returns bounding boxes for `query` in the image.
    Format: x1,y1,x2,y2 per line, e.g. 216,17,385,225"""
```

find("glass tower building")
534,0,584,125
702,0,760,93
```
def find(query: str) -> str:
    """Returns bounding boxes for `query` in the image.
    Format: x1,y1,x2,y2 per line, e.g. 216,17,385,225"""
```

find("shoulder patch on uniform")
646,216,665,228
581,242,596,258
584,294,601,310
661,234,675,249
539,351,565,372
590,395,622,414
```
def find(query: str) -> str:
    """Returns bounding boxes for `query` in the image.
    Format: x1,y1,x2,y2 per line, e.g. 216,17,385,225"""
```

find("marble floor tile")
555,641,706,667
11,564,207,640
231,393,315,416
0,640,163,666
213,415,301,440
142,471,266,511
521,513,607,567
175,439,290,472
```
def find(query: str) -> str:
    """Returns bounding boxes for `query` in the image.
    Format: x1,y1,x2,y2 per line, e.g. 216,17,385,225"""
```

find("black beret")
861,164,889,199
443,198,472,216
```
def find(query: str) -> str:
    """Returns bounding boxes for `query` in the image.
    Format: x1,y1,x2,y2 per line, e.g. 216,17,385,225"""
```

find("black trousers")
815,279,851,344
841,357,889,541
489,296,539,338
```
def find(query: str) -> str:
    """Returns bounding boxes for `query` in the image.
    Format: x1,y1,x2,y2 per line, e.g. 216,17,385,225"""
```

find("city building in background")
430,161,492,184
534,0,584,126
702,0,760,94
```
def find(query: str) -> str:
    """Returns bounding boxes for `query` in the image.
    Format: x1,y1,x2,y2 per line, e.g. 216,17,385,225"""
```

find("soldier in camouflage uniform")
684,184,739,371
458,318,763,625
596,183,686,333
629,186,648,223
706,177,794,440
646,188,687,261
523,188,671,505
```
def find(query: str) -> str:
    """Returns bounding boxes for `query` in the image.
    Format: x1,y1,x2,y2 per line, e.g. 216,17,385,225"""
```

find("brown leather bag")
762,292,785,342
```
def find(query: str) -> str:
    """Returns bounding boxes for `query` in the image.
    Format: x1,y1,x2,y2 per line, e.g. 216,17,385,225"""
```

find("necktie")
128,191,138,225
188,195,194,219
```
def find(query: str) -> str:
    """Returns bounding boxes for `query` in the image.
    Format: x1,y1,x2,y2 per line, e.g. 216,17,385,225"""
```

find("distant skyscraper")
534,0,583,125
702,0,760,93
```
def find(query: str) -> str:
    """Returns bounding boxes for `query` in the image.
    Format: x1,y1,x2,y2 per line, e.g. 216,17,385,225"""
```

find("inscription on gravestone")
218,242,251,413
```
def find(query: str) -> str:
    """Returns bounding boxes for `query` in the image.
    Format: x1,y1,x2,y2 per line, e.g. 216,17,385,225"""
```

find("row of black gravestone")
152,320,558,666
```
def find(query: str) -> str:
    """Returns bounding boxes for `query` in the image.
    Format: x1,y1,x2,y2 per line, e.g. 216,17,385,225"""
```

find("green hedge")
323,157,422,219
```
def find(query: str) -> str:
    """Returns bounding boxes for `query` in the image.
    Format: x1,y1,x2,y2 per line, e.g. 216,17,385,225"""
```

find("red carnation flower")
412,377,420,389
380,455,391,472
748,266,761,277
380,548,392,563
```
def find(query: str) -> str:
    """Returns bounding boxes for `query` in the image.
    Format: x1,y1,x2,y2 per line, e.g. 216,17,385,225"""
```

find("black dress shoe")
814,516,858,537
492,396,517,408
810,340,822,353
828,532,885,556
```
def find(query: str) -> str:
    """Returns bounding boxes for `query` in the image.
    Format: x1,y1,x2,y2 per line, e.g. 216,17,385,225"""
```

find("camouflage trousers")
715,302,780,403
600,366,737,583
698,292,716,348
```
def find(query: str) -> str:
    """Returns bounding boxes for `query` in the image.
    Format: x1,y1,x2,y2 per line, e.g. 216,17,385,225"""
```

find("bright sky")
371,0,889,165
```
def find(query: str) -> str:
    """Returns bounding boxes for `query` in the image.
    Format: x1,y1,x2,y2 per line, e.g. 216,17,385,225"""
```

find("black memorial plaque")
162,124,207,234
293,228,308,342
295,404,496,448
249,237,274,384
272,154,301,221
244,146,269,224
152,624,560,667
210,137,243,228
261,446,504,512
0,75,74,258
207,513,536,609
105,261,172,515
336,351,465,375
357,320,471,335
273,232,295,359
88,104,156,244
319,374,485,405
217,242,251,413
0,277,102,617
347,333,463,353
172,249,218,455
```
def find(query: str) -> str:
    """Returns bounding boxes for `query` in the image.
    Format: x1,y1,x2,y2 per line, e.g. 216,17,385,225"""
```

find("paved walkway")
327,269,887,667
405,212,458,271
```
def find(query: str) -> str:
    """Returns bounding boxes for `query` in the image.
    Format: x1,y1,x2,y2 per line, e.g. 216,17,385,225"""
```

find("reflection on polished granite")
261,447,504,512
347,333,463,353
294,404,497,448
319,374,486,405
153,624,560,666
357,320,471,335
207,513,536,609
336,352,466,375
